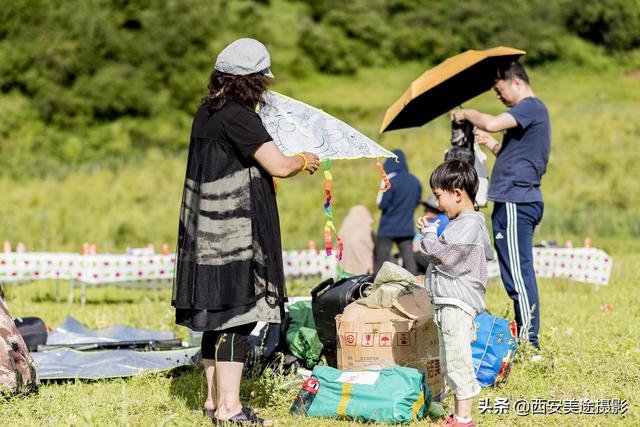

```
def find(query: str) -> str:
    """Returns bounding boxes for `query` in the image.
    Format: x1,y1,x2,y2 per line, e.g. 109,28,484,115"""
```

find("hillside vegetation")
0,0,639,251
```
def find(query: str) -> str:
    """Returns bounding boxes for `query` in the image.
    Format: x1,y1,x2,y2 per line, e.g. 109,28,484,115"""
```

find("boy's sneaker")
433,415,476,426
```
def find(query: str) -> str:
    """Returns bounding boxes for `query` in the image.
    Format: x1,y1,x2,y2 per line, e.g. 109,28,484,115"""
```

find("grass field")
0,245,638,426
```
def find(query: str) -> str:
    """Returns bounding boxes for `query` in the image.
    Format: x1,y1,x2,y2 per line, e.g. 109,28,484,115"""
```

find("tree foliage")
297,0,579,71
0,0,637,179
566,0,640,50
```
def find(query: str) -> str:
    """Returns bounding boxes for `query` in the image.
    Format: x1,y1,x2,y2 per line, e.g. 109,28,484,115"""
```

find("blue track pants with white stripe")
492,201,544,348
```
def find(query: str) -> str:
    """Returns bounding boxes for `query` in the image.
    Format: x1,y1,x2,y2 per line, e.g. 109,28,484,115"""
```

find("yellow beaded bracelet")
295,153,308,172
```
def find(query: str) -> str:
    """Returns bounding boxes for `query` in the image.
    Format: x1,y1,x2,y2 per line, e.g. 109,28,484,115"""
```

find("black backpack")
445,119,475,165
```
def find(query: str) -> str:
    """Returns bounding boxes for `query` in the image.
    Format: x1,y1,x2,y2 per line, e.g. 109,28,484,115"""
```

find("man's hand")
450,109,466,124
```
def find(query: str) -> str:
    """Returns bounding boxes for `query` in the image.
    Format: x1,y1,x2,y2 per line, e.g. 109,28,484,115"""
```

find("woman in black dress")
172,38,319,426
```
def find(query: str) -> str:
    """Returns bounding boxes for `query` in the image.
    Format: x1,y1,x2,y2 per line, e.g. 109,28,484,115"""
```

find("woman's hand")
300,152,320,174
253,143,320,177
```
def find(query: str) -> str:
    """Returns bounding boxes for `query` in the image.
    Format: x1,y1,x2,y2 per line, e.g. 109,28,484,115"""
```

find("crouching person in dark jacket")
374,149,422,275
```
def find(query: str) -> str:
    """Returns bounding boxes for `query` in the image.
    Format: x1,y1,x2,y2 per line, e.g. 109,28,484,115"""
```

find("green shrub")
566,0,640,50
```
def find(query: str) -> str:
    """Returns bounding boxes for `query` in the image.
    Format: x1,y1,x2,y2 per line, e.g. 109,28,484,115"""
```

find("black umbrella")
380,47,526,133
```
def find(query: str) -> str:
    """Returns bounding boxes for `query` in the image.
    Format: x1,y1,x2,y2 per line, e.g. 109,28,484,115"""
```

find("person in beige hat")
172,38,319,426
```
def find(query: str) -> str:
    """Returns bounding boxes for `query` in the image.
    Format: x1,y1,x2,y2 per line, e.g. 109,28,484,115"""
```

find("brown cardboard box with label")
336,289,445,401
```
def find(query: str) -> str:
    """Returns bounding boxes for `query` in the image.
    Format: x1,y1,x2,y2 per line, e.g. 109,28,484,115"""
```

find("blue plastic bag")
471,312,517,387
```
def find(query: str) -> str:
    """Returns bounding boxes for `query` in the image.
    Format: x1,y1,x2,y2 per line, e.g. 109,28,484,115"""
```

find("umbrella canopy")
380,46,526,133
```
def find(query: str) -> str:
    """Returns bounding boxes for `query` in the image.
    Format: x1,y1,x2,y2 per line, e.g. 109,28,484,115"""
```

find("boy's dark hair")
429,160,479,203
496,61,529,84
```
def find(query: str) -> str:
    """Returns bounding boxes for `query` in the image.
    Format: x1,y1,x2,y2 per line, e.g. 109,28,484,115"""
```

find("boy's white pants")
433,305,482,400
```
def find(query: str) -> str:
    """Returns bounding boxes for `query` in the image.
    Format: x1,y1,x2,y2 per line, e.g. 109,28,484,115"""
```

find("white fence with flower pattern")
0,247,612,304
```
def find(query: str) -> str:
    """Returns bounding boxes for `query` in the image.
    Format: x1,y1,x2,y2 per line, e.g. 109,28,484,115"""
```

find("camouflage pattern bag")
0,288,38,396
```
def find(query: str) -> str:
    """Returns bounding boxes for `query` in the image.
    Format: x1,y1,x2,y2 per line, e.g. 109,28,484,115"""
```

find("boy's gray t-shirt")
419,211,494,316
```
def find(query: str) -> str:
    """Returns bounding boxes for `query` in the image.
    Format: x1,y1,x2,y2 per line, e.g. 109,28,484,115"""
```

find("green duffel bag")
306,365,430,424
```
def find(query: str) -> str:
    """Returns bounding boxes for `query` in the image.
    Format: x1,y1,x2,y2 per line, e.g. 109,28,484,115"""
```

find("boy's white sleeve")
419,218,487,279
420,221,439,236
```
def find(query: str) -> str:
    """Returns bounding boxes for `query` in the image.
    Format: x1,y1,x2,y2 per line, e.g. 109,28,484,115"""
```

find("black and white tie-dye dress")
172,101,286,331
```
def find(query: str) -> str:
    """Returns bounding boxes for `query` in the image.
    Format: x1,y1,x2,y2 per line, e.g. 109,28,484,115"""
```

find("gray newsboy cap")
215,38,274,78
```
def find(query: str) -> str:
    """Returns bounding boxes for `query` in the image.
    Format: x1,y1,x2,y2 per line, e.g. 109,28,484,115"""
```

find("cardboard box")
336,289,445,401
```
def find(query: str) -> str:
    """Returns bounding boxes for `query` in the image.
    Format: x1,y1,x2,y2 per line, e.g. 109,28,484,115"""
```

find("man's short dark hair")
429,160,479,203
496,61,529,84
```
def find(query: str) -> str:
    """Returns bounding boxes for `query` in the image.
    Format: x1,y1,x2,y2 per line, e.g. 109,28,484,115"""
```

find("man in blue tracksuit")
451,62,550,350
374,149,422,275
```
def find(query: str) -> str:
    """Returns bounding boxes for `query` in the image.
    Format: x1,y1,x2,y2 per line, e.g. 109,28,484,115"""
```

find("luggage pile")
312,263,445,402
288,262,518,424
300,263,440,423
335,288,445,401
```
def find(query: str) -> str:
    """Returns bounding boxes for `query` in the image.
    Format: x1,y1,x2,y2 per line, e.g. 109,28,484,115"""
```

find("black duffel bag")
311,274,373,367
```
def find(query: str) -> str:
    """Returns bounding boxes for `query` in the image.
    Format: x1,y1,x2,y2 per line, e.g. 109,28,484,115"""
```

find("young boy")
416,160,494,427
